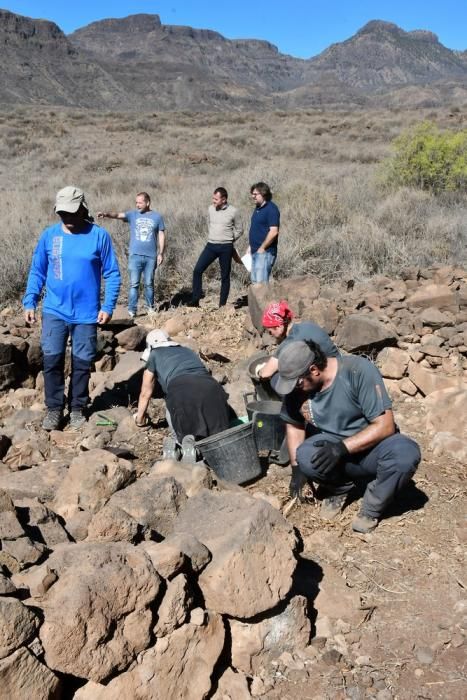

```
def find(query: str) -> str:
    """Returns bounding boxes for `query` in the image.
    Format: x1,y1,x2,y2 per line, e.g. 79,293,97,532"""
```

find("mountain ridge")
0,9,466,110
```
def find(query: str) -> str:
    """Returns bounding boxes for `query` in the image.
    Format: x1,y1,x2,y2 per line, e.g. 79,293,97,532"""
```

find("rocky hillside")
0,10,466,109
0,9,128,108
0,265,465,697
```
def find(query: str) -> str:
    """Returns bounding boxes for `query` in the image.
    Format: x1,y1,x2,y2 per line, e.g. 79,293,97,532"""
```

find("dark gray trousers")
296,432,421,519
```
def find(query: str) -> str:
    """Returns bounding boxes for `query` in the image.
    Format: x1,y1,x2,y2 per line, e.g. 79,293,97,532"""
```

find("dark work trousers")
41,313,97,410
296,432,421,519
192,242,233,307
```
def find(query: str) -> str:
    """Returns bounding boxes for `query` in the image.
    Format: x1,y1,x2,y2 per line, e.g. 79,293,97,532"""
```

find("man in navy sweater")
23,186,121,431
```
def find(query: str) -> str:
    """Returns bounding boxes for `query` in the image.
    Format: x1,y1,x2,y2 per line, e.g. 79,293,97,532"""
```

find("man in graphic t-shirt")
98,192,165,317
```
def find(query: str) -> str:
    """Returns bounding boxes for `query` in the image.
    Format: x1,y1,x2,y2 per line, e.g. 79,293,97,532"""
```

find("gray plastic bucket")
247,354,282,402
197,421,262,485
246,400,285,452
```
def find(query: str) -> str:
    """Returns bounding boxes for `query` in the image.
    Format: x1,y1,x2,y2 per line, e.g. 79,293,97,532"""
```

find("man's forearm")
98,211,125,220
158,231,165,256
137,388,152,420
286,422,306,465
343,410,396,454
259,356,279,379
258,226,279,251
136,371,156,421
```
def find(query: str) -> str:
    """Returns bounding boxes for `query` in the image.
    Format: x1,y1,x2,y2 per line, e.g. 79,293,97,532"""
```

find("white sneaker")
128,310,135,318
181,435,198,464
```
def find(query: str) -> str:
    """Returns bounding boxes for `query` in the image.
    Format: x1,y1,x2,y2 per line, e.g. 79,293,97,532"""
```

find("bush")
382,122,467,193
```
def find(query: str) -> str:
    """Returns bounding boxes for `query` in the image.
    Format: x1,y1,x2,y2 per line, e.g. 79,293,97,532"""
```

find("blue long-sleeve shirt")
23,222,121,324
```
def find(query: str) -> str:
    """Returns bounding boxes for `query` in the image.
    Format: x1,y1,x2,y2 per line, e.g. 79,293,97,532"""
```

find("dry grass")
0,106,466,307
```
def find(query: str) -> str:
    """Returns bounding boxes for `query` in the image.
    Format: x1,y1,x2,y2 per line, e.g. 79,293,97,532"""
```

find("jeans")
192,243,233,306
128,254,157,312
41,313,97,410
296,432,421,519
251,250,276,283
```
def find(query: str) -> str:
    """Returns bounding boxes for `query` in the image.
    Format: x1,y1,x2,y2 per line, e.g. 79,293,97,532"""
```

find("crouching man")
135,329,230,460
275,340,421,533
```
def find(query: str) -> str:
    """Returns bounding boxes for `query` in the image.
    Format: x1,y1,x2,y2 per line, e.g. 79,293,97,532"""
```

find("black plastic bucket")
196,421,262,485
246,400,285,453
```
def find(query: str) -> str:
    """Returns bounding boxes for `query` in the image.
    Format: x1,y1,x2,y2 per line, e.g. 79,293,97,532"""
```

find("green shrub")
382,122,467,193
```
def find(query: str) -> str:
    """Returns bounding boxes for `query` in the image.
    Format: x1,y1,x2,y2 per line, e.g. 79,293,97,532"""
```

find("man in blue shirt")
98,192,165,317
23,186,121,431
247,182,280,284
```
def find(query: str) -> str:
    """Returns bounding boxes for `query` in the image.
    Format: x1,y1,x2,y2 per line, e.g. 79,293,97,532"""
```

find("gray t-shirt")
280,355,392,438
146,346,209,393
273,322,340,360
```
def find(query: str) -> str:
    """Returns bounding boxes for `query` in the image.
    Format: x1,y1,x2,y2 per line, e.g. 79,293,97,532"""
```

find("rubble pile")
0,265,465,697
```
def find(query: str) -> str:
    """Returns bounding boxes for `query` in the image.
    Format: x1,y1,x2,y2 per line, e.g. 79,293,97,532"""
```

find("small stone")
321,648,342,666
346,631,361,644
315,615,334,638
335,619,351,635
414,668,424,678
190,608,206,626
451,633,464,648
310,636,327,650
354,654,372,666
414,646,434,664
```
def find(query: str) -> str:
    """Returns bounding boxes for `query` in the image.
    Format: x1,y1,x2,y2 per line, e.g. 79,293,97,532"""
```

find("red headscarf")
262,300,294,328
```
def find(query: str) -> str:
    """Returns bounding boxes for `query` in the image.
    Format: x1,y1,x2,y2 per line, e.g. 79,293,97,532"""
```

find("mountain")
0,10,466,110
0,9,128,107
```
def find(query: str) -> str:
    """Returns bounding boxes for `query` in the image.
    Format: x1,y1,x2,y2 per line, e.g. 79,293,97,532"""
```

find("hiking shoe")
320,493,348,520
181,435,198,464
42,409,63,431
352,512,378,534
162,436,182,461
69,409,86,430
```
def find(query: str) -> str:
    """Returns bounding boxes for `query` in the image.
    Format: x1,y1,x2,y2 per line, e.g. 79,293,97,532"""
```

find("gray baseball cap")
54,186,88,214
275,340,317,395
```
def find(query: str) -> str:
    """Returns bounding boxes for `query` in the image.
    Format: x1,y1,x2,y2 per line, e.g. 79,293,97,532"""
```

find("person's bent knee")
380,434,421,475
296,435,339,479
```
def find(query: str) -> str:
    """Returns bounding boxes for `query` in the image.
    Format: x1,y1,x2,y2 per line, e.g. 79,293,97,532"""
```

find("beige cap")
141,329,180,362
54,186,88,214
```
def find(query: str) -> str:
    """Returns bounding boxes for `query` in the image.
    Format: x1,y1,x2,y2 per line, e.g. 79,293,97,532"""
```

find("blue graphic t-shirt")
125,210,165,258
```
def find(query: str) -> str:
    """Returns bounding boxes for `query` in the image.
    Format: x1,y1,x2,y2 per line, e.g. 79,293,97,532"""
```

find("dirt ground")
127,301,466,700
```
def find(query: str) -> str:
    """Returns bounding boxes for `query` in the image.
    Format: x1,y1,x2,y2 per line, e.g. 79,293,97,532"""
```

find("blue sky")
3,1,466,58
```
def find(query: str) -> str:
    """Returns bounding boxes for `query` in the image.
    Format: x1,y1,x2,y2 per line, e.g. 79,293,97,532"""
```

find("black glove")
289,464,308,502
311,440,349,476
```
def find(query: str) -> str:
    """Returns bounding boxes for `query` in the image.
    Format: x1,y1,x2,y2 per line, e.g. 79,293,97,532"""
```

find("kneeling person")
276,340,421,533
135,330,230,460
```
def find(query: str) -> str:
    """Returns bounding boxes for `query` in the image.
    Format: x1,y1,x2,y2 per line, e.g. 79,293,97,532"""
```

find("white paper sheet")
241,252,252,272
